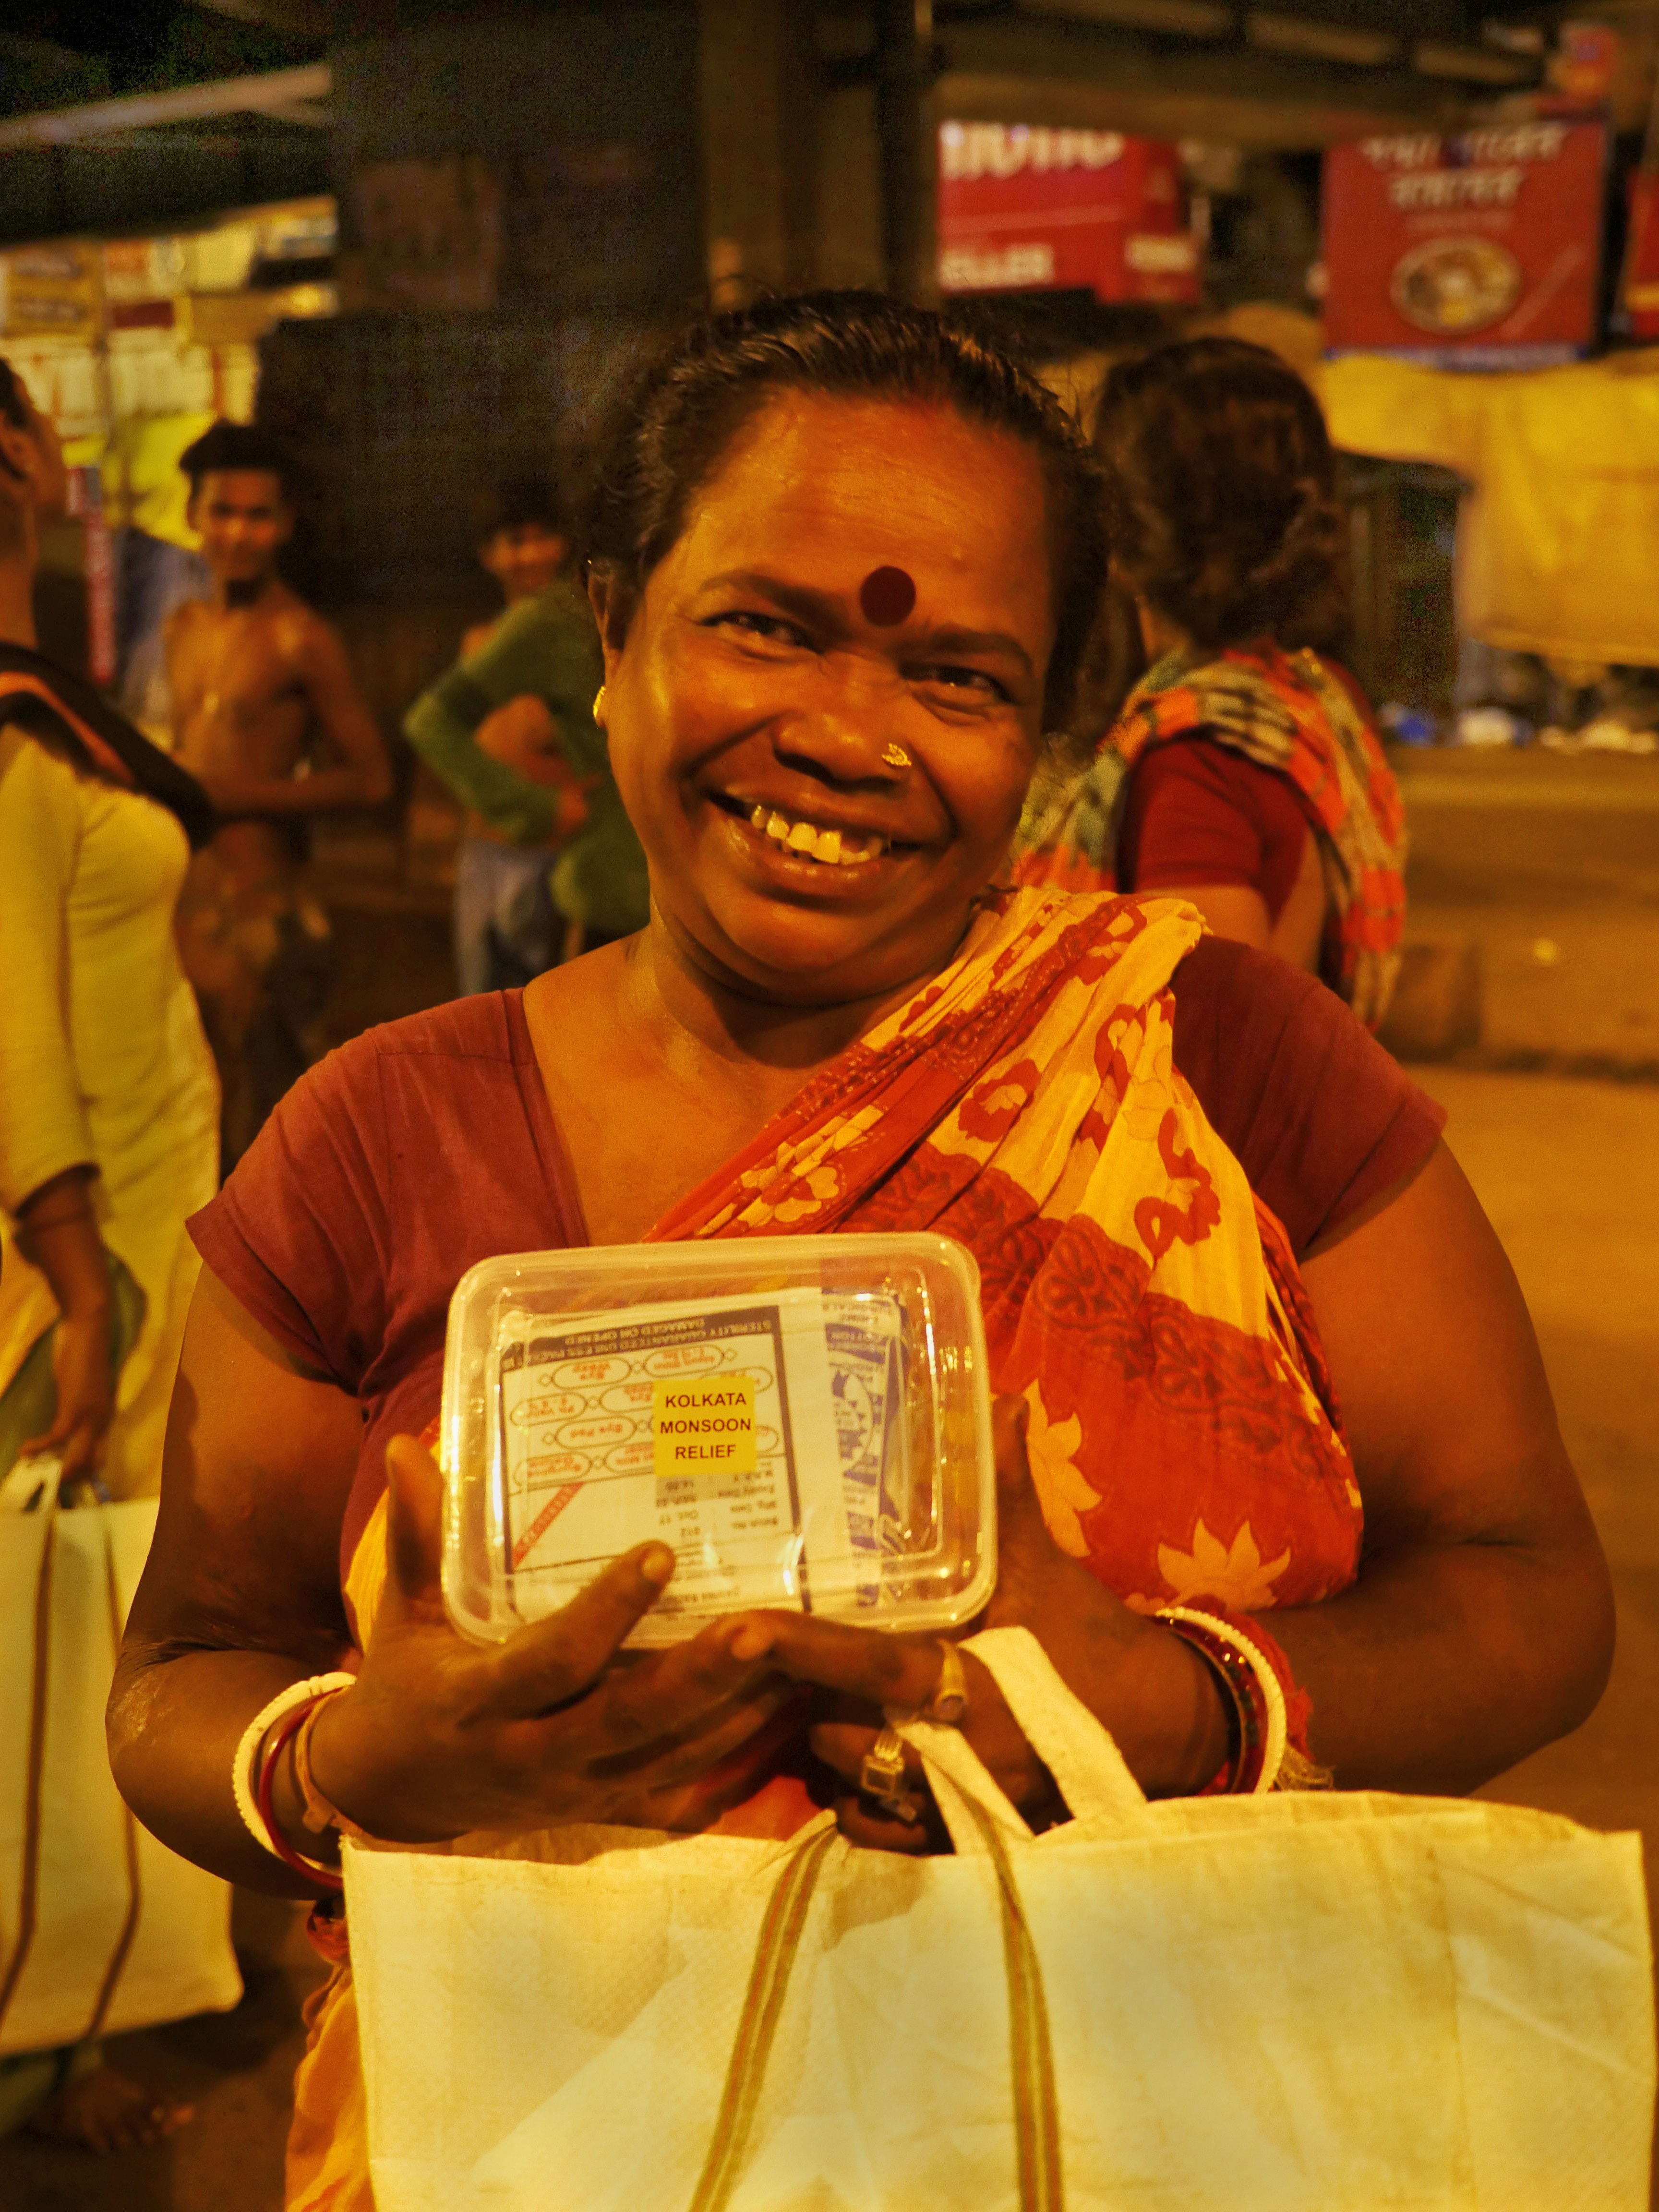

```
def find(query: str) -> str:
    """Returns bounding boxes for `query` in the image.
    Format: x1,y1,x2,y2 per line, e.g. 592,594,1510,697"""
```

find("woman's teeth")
747,804,886,866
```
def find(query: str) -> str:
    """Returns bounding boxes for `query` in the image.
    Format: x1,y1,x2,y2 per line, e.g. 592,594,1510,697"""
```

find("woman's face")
596,392,1057,1005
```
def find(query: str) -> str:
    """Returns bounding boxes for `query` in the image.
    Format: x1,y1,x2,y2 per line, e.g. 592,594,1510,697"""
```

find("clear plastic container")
440,1232,997,1647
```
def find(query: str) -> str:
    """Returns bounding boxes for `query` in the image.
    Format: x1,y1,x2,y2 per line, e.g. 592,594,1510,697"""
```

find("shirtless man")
167,422,391,1166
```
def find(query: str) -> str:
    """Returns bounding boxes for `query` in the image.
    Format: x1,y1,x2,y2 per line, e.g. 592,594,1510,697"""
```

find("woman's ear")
586,565,637,673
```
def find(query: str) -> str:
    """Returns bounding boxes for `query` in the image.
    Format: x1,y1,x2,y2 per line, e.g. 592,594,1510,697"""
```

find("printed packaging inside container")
440,1233,997,1646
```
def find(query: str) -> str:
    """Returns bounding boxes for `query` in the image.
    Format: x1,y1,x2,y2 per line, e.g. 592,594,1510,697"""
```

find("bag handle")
689,1808,1065,2212
965,1627,1150,1826
0,1470,58,2032
891,1627,1151,1860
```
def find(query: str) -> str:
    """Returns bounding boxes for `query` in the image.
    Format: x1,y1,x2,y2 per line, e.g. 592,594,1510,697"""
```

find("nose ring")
882,744,911,770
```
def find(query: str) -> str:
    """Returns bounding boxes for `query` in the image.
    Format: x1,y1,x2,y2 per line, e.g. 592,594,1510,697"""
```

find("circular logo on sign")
1390,237,1522,335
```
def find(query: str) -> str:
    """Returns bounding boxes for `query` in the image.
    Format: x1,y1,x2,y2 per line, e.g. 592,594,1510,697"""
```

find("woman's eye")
708,610,808,649
911,663,1009,702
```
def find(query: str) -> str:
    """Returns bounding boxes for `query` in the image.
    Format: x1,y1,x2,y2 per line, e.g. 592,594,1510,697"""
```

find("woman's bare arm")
109,1270,795,1893
108,1272,371,1894
1274,1140,1612,1789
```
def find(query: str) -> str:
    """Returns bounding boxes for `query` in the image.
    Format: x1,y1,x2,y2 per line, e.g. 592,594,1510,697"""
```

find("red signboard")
937,123,1199,304
1323,121,1609,367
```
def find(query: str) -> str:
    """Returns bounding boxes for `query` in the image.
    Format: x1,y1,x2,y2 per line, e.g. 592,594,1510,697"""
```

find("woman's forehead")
673,390,1054,623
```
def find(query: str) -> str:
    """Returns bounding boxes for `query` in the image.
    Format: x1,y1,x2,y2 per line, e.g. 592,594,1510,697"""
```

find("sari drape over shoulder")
284,885,1363,2211
650,886,1361,1617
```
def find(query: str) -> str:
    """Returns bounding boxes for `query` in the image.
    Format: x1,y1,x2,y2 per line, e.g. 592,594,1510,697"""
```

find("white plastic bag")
0,1468,241,2054
346,1626,1655,2212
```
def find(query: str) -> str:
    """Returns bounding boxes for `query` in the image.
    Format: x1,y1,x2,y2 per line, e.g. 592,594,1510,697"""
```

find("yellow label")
651,1374,757,1479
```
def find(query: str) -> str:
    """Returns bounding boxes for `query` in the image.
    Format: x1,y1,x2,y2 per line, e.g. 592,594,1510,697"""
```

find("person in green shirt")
405,481,649,993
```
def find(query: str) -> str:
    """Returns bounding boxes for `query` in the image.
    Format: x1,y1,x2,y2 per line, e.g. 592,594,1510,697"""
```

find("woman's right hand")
21,1307,115,1484
299,1435,796,1843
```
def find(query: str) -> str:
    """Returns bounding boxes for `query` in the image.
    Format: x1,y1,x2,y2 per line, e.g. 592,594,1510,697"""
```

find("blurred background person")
405,477,648,991
0,356,212,2151
167,422,391,1169
463,474,569,656
1019,338,1406,1029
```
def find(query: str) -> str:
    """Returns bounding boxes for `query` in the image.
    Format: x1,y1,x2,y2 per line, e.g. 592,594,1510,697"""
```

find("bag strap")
0,1503,56,2032
896,1715,1034,1856
686,1819,838,2212
82,1506,143,2040
955,1791,1064,2212
963,1628,1150,1827
688,1807,1065,2212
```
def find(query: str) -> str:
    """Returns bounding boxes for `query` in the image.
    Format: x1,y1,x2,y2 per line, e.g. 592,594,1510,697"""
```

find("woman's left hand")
729,1396,1229,1851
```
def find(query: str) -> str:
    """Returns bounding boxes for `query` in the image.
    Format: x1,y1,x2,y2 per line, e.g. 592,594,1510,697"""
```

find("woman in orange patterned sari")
110,296,1610,2210
1016,339,1407,1030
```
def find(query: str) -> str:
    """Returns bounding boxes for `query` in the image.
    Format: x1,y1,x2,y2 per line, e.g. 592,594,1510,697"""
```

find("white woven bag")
347,1625,1655,2212
0,1463,242,2055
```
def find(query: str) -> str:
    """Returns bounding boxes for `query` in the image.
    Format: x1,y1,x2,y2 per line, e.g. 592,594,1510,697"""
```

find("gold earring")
882,743,911,769
592,685,607,727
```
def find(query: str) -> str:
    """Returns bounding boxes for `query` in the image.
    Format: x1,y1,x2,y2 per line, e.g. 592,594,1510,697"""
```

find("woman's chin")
686,884,958,1004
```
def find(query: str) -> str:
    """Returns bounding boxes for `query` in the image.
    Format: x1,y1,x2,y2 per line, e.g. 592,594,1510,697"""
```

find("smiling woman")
106,294,1612,2212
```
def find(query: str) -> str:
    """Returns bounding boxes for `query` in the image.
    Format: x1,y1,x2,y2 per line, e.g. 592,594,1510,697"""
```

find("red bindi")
859,565,916,627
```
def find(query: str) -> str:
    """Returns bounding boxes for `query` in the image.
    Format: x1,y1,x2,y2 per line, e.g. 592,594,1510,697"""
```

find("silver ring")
919,1642,969,1727
858,1726,921,1822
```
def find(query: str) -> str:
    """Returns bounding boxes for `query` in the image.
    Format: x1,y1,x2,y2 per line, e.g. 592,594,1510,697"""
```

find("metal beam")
1412,39,1533,84
0,64,331,151
190,0,330,31
943,18,1471,145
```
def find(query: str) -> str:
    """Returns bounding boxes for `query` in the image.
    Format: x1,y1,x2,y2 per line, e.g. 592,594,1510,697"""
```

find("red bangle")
1157,1613,1272,1795
255,1700,345,1891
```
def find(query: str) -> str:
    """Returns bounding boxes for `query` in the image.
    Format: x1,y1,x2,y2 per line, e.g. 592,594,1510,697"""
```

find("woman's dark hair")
582,290,1110,738
0,359,36,535
0,358,28,433
1094,337,1347,654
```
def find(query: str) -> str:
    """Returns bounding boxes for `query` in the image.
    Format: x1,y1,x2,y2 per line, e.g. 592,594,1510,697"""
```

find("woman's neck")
624,911,961,1089
1136,600,1190,666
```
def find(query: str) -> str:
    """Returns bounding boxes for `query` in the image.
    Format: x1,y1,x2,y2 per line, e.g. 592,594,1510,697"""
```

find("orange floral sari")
286,885,1362,2210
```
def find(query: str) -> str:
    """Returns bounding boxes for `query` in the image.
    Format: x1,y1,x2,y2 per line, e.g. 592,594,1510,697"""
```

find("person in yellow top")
0,365,219,1507
0,363,220,2151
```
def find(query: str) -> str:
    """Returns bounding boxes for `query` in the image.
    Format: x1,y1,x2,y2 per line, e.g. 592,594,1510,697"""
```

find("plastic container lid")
440,1232,997,1647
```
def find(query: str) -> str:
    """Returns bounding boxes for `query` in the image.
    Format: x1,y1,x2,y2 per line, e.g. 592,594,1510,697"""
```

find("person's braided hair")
1095,337,1347,655
582,289,1111,744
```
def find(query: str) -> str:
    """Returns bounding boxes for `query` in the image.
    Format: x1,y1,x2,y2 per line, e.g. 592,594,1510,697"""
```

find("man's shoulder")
265,587,335,655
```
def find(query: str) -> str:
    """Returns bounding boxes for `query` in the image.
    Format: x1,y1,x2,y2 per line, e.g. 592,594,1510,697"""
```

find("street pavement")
2,1064,1653,2210
1396,748,1659,1075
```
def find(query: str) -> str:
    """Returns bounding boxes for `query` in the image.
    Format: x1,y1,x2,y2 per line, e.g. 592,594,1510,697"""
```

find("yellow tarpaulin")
100,410,216,549
1313,349,1659,668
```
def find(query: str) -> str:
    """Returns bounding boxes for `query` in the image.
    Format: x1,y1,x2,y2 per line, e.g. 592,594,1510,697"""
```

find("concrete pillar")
875,0,938,301
698,0,818,301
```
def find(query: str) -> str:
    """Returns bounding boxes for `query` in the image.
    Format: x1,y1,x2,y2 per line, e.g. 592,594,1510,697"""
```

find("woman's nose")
773,664,908,786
